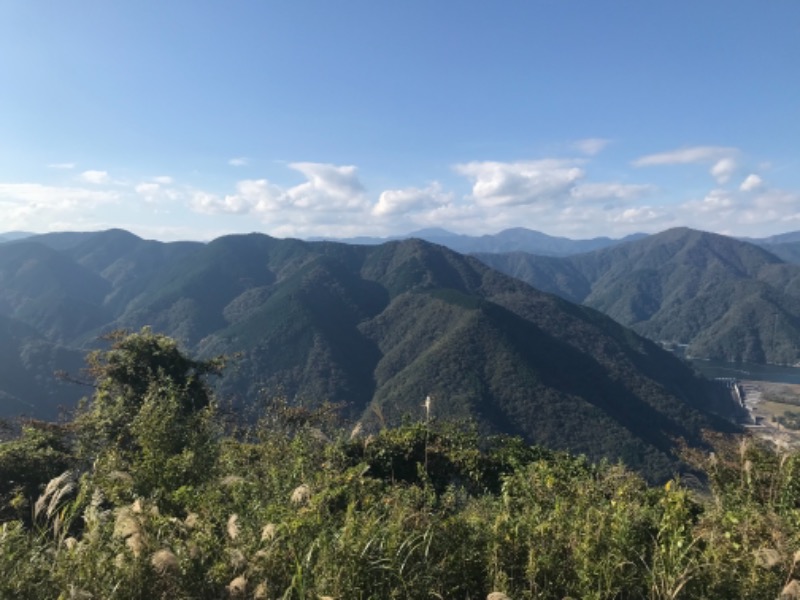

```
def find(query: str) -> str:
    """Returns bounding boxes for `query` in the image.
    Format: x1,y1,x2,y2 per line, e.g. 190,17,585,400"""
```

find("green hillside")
0,229,741,479
479,228,800,365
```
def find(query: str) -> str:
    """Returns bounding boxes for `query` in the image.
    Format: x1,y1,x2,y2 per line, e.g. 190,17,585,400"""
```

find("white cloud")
454,160,584,207
633,146,737,167
0,183,120,229
135,182,161,195
286,163,367,210
372,183,451,217
152,175,173,185
47,162,76,170
80,170,111,185
681,189,737,214
0,183,119,208
190,163,368,221
710,158,737,184
571,182,654,202
228,157,250,167
740,174,763,192
611,206,668,224
572,138,610,156
753,188,800,210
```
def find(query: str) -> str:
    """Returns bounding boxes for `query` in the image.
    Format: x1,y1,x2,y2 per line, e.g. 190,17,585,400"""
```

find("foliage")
75,328,223,501
1,332,799,598
0,422,73,523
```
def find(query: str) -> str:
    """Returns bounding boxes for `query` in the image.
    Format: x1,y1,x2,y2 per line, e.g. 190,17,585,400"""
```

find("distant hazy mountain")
739,232,800,265
479,228,800,365
312,227,647,256
0,231,35,243
0,228,738,480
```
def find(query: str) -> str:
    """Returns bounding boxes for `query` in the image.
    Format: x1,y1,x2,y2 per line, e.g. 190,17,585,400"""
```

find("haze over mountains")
311,228,649,256
0,228,744,480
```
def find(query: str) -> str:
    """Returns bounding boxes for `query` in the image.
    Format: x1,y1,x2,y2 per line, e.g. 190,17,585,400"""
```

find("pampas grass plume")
290,484,311,506
127,533,145,557
780,579,800,600
114,507,141,539
221,475,245,487
261,523,277,542
228,575,247,596
227,514,240,540
184,512,200,529
253,581,269,599
229,548,247,570
151,548,179,574
754,547,781,569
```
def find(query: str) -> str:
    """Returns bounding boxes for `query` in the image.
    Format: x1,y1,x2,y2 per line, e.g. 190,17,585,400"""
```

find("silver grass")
151,548,179,574
227,514,240,540
290,484,311,506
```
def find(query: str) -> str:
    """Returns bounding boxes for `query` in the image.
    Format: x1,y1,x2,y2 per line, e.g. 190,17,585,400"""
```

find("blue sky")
1,1,799,241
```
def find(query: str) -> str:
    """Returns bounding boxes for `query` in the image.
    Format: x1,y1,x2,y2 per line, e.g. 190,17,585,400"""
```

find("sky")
1,1,799,242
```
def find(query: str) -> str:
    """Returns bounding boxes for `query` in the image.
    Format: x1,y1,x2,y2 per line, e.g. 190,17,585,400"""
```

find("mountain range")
478,227,800,365
0,228,740,480
311,227,649,256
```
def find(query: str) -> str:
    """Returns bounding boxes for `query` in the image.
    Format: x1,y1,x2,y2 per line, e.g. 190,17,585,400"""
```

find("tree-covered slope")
0,314,84,419
0,230,740,478
479,228,800,365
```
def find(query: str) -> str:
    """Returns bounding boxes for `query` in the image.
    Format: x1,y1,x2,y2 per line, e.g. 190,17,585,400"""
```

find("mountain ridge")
0,228,740,480
478,227,800,365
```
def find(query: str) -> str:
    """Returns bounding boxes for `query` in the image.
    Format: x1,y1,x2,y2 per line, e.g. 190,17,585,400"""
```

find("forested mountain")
313,227,647,256
479,227,800,365
0,229,738,479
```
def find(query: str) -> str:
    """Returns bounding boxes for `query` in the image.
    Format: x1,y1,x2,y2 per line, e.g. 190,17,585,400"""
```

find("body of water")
690,359,800,385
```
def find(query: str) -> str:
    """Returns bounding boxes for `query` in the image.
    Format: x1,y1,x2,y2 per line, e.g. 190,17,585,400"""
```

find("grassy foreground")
3,329,800,599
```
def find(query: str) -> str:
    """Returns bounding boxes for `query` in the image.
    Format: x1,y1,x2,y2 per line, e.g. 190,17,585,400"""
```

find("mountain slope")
0,314,85,419
0,230,740,480
479,228,800,364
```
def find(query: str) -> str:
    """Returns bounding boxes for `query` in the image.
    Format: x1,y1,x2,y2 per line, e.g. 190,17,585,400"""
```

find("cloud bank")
2,143,796,240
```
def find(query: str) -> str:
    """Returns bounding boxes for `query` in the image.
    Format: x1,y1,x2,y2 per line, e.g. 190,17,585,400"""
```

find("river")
690,359,800,385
